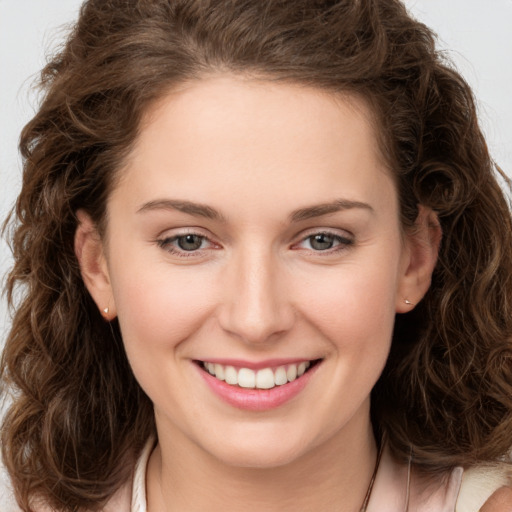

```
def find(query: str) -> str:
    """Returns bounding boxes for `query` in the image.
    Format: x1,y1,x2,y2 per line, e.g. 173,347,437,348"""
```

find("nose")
217,246,295,345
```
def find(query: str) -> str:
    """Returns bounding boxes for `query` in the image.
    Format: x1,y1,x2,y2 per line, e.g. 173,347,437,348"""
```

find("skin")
481,487,512,511
76,75,440,511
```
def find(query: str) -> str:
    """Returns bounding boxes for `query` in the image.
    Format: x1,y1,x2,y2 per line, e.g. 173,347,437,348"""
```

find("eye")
156,232,216,257
308,233,337,251
295,231,354,252
175,234,205,251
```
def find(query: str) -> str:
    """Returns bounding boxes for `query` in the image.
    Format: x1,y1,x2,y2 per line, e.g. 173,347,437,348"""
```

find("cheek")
294,250,401,357
108,257,221,404
109,255,218,353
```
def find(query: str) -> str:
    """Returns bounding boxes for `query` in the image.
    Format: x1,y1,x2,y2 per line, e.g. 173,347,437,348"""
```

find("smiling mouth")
196,359,322,390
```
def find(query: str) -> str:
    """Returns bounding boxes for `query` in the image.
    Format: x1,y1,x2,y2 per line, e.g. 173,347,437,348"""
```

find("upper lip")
195,358,320,370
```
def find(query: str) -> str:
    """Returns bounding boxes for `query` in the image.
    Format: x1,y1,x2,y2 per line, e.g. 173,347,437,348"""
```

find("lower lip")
196,362,320,411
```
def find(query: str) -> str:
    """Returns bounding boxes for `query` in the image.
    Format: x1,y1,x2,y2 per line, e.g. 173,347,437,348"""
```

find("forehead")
113,74,395,219
137,75,381,158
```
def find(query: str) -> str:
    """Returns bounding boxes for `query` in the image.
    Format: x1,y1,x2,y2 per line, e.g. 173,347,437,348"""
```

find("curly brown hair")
2,0,512,510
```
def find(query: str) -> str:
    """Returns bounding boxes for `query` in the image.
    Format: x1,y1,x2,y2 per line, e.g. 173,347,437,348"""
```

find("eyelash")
156,232,216,258
156,230,354,258
293,231,354,253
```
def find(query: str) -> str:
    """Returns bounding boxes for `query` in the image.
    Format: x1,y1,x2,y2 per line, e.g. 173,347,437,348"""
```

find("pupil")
311,233,334,250
178,235,202,251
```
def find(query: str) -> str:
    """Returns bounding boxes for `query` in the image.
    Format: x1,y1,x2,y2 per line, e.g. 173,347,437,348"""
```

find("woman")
1,0,512,510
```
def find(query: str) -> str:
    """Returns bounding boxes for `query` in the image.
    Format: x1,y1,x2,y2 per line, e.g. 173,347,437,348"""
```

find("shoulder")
457,463,512,512
372,443,512,512
480,486,512,512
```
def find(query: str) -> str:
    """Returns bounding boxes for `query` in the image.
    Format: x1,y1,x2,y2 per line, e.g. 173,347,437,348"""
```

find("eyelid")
155,228,220,258
291,228,355,252
156,225,211,238
294,226,354,241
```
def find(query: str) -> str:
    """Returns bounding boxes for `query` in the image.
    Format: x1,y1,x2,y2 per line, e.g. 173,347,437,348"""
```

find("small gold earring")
404,299,415,306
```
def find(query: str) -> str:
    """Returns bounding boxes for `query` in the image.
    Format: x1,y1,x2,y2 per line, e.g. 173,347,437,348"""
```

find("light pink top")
119,439,509,512
1,438,509,511
366,443,463,511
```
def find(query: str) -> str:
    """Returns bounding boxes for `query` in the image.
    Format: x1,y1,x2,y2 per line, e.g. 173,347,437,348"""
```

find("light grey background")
1,0,511,345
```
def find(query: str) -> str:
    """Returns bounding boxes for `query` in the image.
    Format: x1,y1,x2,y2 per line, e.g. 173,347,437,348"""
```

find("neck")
147,410,377,512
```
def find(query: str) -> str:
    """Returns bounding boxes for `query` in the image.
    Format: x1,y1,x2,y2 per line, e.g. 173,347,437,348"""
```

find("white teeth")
225,365,238,385
256,368,275,389
202,361,315,389
287,365,297,382
214,363,225,381
238,368,256,388
274,366,288,385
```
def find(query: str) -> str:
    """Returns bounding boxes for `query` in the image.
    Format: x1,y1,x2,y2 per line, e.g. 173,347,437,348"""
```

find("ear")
396,205,442,313
74,210,117,320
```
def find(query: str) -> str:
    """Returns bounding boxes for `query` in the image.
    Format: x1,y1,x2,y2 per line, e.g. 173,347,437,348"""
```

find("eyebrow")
136,198,374,223
137,199,227,222
289,199,375,222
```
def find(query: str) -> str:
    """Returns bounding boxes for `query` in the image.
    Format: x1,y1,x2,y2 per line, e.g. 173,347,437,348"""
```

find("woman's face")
80,75,433,468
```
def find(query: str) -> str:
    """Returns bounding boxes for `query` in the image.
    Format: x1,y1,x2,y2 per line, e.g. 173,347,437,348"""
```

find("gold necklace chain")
157,440,389,512
359,440,385,512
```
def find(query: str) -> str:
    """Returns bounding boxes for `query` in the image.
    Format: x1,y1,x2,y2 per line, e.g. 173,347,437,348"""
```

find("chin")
201,429,318,470
216,446,304,470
